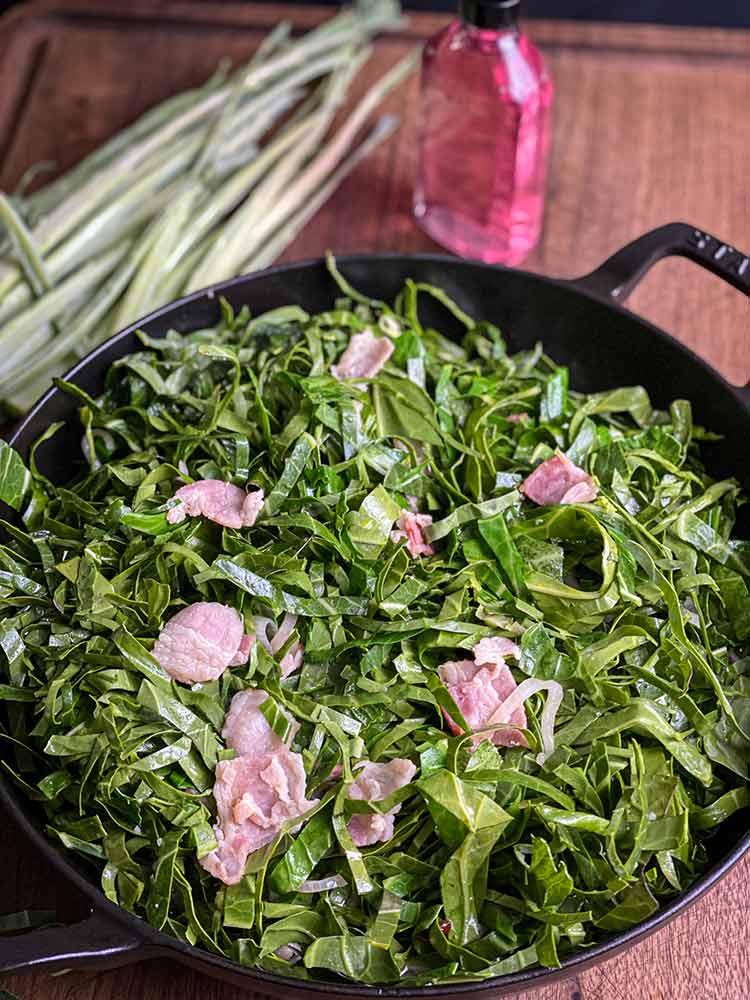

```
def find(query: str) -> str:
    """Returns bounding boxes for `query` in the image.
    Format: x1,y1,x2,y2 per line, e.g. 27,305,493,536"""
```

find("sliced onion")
252,616,274,653
485,679,564,765
378,314,401,337
407,356,426,389
80,429,115,470
280,641,304,678
275,942,303,963
270,613,298,654
80,434,98,470
298,874,348,893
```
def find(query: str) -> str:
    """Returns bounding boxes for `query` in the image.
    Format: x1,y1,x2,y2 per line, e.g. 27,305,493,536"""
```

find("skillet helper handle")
0,909,143,974
572,221,750,302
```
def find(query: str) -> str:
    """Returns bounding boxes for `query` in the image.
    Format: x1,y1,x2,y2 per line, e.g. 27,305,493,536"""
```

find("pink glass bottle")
414,0,553,266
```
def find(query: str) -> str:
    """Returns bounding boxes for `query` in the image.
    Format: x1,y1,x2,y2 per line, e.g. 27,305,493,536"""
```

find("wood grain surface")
1,3,749,999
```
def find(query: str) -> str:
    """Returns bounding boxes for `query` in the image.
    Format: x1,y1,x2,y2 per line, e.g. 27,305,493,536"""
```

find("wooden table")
1,3,749,999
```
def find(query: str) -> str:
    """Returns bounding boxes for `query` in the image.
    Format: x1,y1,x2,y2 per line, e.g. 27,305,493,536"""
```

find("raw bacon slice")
222,688,299,757
520,453,598,506
200,747,317,885
390,511,435,557
232,633,255,666
347,758,417,847
167,479,265,529
152,602,254,684
269,613,305,678
331,328,393,380
438,640,527,748
280,642,304,678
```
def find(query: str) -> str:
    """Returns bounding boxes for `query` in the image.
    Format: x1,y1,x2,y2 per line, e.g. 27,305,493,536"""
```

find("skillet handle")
570,221,750,302
0,909,145,974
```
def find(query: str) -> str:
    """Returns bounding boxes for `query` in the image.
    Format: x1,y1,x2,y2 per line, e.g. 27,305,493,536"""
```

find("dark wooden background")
1,3,749,999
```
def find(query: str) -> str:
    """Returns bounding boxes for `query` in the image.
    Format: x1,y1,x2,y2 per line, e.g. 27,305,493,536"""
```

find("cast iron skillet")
1,222,749,997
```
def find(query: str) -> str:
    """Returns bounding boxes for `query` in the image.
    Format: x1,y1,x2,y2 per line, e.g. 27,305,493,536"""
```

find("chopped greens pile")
1,260,749,985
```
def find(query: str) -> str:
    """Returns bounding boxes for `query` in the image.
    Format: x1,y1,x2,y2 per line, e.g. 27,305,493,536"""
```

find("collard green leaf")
442,824,504,945
146,829,183,929
577,700,712,786
417,770,512,849
264,434,316,517
260,911,326,956
373,375,444,447
0,442,30,512
139,680,219,769
369,888,402,948
223,877,257,929
269,805,334,894
594,882,658,931
303,934,402,983
478,514,527,596
210,557,369,617
345,485,401,560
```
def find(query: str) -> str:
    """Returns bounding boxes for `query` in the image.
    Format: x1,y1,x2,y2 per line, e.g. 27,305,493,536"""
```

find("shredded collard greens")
1,260,749,985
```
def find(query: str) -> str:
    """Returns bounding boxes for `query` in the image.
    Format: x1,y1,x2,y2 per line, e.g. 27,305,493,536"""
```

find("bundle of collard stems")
0,0,413,416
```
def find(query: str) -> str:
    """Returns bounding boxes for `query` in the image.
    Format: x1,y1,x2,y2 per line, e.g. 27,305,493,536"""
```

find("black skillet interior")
1,222,749,997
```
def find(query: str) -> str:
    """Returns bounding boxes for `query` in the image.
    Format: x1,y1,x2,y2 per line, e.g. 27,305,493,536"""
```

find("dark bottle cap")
459,0,520,29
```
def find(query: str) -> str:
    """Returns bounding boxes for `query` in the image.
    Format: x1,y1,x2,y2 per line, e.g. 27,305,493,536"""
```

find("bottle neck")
459,0,521,31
